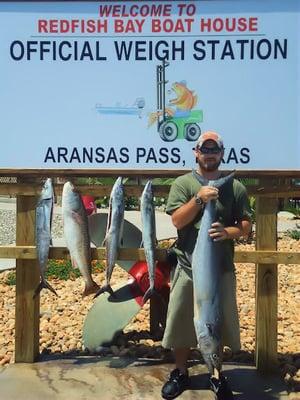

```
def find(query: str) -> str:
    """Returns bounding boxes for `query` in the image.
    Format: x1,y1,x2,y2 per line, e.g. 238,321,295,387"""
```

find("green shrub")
286,229,300,240
5,271,16,286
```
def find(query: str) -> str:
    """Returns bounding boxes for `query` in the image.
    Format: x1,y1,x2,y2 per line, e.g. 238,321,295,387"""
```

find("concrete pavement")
0,356,289,400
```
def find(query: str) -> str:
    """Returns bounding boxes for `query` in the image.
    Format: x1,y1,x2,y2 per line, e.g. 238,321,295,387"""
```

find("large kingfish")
192,170,235,376
94,176,125,298
62,181,100,297
34,178,57,298
141,180,157,304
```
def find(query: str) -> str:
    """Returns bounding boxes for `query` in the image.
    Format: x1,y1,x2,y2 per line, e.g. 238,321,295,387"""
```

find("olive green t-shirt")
166,172,252,271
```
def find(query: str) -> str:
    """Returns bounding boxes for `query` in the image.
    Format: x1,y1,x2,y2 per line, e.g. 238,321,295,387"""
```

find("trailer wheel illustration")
159,121,178,141
154,61,203,142
184,123,201,141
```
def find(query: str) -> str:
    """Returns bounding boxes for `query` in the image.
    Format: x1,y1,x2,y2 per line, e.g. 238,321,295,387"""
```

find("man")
161,131,252,400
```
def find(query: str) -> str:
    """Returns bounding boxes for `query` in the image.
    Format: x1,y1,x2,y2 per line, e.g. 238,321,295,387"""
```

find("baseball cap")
197,131,224,149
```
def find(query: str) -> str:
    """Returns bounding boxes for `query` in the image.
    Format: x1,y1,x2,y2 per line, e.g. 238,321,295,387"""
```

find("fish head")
111,177,124,203
62,181,82,212
40,178,53,200
197,322,222,374
141,180,153,202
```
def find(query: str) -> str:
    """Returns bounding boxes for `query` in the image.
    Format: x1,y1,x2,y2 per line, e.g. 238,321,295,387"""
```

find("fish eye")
212,354,218,360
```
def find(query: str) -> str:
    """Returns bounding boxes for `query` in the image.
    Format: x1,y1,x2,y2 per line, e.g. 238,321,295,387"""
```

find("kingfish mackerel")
141,180,157,304
62,181,100,297
94,177,125,298
192,171,235,377
34,178,57,298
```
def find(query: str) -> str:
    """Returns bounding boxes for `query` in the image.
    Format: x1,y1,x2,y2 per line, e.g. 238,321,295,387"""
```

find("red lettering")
38,20,48,33
249,17,258,31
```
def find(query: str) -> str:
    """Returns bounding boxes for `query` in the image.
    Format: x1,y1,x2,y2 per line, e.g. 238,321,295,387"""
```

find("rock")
278,211,296,220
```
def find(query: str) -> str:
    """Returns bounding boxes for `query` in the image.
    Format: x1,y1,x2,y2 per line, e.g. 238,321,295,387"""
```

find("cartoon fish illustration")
169,81,198,111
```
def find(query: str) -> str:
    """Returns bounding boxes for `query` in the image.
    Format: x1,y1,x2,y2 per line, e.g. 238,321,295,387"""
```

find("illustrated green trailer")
156,61,203,142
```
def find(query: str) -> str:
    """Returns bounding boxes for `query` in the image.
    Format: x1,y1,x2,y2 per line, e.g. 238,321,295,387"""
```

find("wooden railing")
0,176,299,373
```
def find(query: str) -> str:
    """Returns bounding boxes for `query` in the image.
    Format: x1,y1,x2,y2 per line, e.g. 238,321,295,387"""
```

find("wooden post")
255,193,278,373
15,194,40,362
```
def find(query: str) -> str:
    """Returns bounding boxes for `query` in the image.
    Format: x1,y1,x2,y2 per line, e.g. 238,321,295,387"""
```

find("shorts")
162,263,241,352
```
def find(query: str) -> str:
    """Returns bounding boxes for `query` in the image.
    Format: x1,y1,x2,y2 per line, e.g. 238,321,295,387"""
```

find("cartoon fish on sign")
169,81,198,111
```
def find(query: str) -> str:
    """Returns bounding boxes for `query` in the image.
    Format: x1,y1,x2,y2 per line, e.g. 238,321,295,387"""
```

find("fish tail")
142,286,155,305
33,279,58,299
82,280,100,297
93,284,116,299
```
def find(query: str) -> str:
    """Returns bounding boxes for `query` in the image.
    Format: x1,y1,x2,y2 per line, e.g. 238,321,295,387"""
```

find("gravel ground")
0,209,299,394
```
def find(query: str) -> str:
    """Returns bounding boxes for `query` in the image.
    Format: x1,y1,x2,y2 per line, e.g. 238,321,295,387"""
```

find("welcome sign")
0,0,299,170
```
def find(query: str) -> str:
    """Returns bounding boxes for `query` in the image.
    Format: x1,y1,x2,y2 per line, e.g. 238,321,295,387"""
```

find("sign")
0,0,299,170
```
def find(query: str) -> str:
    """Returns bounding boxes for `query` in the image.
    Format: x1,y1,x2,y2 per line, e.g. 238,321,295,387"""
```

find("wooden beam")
15,195,40,363
0,181,300,198
0,246,300,264
255,194,278,373
0,168,299,178
0,183,171,197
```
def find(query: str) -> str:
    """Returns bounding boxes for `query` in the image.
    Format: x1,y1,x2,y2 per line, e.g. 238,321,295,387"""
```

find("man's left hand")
208,222,229,241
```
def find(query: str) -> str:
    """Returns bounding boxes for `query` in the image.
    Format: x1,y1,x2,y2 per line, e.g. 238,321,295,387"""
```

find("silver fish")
94,176,125,298
141,180,157,304
192,171,235,377
62,181,100,297
34,178,57,298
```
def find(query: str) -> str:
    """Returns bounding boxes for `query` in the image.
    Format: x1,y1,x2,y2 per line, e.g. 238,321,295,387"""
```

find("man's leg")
162,348,191,399
174,348,190,373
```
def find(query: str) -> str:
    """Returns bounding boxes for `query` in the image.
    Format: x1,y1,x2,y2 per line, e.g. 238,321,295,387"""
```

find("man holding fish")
161,131,252,400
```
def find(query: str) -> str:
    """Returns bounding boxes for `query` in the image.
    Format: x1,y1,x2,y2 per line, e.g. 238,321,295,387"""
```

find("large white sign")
0,0,299,170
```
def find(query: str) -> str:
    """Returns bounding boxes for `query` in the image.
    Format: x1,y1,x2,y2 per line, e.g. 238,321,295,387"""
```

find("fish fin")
213,171,235,189
71,257,78,269
102,236,107,247
93,284,116,299
193,94,198,108
82,281,100,297
33,279,58,299
192,169,209,186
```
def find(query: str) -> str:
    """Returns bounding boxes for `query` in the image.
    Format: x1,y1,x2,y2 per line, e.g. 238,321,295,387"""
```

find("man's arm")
208,219,252,242
171,186,219,230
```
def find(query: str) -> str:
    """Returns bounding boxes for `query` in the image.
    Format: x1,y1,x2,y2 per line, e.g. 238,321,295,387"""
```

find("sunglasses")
198,146,222,154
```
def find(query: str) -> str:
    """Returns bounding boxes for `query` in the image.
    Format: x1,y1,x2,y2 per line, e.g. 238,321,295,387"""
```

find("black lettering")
95,147,105,163
83,147,93,163
57,147,69,163
240,147,250,163
274,38,287,59
226,148,239,163
120,147,129,163
193,40,205,60
257,39,272,60
136,147,146,162
170,148,181,163
221,40,235,59
146,148,158,163
114,40,133,60
10,40,24,61
158,147,169,163
69,147,81,162
107,147,118,163
80,41,94,60
44,147,56,163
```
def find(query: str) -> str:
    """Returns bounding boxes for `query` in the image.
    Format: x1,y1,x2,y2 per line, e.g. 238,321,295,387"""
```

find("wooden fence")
0,174,299,374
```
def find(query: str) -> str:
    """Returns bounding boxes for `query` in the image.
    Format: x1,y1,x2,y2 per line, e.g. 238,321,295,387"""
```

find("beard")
198,157,222,172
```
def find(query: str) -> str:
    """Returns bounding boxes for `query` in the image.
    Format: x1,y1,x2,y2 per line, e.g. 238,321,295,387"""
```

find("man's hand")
197,186,219,204
208,222,229,242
